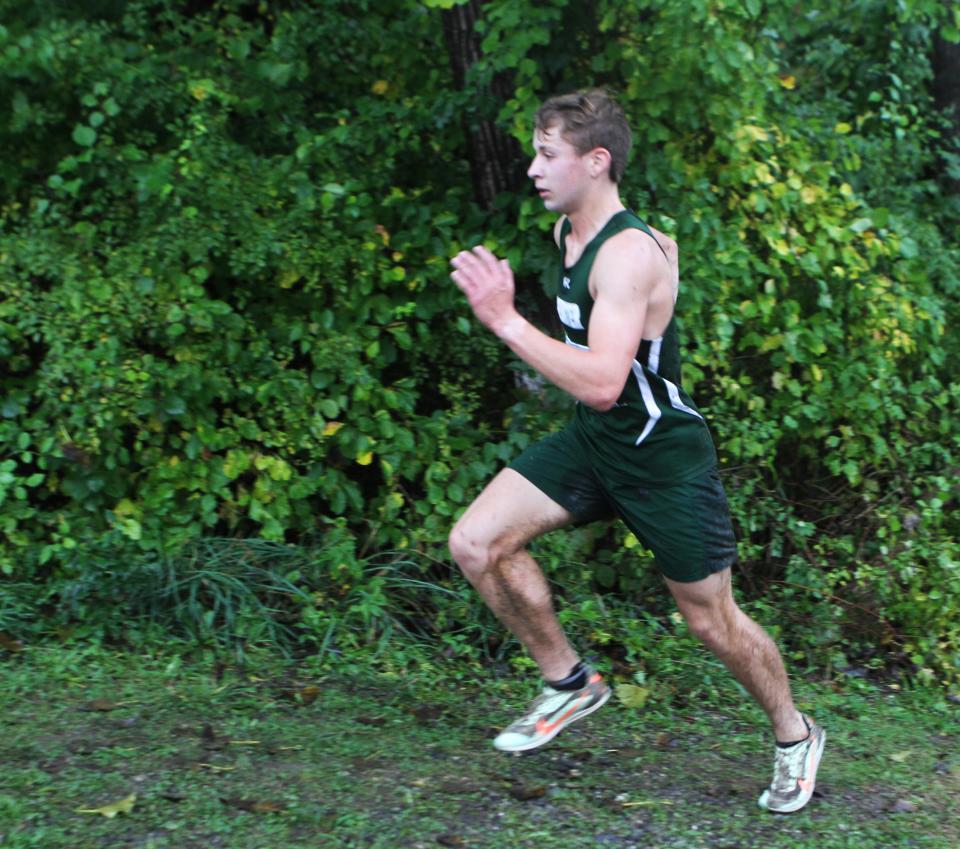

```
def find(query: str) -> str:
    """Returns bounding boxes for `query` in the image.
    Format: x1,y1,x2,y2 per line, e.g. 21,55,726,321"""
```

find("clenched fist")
450,246,521,336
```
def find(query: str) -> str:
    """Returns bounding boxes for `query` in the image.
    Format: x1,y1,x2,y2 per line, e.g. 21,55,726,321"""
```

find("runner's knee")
679,604,737,652
448,520,490,579
448,521,520,580
684,612,723,649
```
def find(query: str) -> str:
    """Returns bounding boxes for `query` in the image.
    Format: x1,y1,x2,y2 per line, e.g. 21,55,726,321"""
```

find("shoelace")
771,740,809,792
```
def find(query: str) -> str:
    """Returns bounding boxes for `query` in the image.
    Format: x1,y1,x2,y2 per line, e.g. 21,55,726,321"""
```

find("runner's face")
527,124,591,214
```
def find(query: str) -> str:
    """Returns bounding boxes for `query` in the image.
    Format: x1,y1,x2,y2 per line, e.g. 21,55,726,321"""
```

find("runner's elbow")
584,385,621,412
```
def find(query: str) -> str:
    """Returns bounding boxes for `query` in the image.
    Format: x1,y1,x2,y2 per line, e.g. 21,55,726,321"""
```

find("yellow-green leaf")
113,498,136,517
615,683,650,710
75,793,137,818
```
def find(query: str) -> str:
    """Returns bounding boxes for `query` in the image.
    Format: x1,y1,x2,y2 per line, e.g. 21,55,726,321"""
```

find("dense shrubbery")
1,0,957,686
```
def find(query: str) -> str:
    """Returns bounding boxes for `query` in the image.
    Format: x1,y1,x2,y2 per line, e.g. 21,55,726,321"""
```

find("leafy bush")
0,0,957,686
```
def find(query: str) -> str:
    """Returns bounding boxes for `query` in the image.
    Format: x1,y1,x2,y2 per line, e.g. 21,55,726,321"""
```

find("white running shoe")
493,668,611,753
758,715,826,813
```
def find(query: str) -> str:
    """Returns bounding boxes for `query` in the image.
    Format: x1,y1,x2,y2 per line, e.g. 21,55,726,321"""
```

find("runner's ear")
587,147,612,180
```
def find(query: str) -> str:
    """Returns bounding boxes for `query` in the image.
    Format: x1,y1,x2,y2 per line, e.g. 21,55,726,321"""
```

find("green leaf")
899,237,918,259
615,684,650,710
75,792,137,818
72,125,97,147
163,396,187,416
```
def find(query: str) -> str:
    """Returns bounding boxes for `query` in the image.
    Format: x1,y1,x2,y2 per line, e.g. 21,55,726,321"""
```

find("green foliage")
0,0,958,686
0,0,510,569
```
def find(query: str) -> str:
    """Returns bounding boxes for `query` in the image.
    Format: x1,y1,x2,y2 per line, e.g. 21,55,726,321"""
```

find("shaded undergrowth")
4,533,957,695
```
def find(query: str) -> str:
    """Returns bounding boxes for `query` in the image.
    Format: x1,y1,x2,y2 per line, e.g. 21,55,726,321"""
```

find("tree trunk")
931,7,960,193
441,1,525,209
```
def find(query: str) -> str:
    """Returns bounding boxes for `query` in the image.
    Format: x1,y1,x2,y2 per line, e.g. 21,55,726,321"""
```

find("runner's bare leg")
449,468,578,681
666,570,808,742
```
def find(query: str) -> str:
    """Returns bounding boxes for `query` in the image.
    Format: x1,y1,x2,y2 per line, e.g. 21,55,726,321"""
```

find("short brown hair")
535,89,632,182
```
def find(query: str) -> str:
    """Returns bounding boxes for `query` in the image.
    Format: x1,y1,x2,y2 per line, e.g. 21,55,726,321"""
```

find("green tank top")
557,209,716,485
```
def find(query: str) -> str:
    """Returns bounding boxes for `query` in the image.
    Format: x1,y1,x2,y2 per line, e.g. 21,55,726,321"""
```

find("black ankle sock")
547,662,587,691
776,715,811,748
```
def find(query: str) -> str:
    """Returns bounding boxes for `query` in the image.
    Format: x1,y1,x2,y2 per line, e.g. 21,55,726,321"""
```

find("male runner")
448,89,825,813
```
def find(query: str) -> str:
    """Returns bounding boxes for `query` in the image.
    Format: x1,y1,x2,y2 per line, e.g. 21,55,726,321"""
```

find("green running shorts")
509,422,738,583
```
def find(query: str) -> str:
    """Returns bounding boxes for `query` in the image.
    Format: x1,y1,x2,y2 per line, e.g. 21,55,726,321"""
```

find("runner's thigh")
453,468,574,550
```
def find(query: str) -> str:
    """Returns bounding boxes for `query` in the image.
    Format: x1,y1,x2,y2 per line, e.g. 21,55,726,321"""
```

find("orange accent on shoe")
797,776,815,793
534,694,589,735
588,673,602,684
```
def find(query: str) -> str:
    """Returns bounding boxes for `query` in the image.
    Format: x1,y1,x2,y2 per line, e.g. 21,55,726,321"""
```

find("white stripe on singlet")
647,336,663,375
564,336,663,445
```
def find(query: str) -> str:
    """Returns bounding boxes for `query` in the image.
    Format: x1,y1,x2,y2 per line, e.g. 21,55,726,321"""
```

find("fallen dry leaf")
220,797,286,814
79,699,122,712
508,782,546,801
654,732,674,749
612,746,645,759
298,685,320,706
409,704,446,723
196,762,236,773
0,632,24,652
436,834,467,848
75,792,137,818
620,798,674,808
437,777,482,795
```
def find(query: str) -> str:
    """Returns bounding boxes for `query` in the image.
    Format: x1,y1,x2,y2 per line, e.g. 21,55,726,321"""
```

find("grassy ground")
1,644,958,849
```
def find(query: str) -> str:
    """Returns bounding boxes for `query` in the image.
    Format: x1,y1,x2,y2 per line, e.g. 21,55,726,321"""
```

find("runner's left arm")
449,235,657,411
